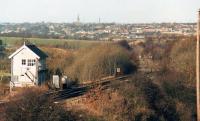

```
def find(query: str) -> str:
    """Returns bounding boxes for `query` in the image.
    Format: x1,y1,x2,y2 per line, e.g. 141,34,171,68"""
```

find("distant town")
0,21,196,41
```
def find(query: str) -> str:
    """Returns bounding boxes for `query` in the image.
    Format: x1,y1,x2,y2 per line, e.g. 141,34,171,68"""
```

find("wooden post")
197,9,200,121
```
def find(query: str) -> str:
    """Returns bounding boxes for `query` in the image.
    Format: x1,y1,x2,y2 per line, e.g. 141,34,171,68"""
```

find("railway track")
53,86,88,101
48,75,131,101
0,75,131,106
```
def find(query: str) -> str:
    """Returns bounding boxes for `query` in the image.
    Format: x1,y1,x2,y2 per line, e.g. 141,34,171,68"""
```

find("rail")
47,75,131,101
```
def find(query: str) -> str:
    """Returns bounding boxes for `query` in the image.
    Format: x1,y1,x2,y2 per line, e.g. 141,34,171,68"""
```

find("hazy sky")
0,0,200,23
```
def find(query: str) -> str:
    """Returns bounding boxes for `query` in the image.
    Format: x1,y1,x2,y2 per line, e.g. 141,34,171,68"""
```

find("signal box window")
22,59,26,65
28,59,36,66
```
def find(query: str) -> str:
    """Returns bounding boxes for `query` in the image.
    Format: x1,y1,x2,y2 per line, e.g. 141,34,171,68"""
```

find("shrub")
116,40,131,50
65,43,136,82
4,87,75,121
169,37,196,86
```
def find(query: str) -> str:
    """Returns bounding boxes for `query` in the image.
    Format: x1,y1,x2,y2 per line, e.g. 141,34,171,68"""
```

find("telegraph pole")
197,9,200,121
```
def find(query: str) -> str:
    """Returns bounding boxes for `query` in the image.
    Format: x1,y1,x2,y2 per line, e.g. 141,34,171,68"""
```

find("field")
0,36,103,49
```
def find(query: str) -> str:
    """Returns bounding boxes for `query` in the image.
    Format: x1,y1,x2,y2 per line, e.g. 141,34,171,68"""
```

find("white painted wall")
12,48,38,87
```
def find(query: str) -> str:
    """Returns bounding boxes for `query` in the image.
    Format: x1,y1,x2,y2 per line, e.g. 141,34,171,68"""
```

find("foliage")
85,72,181,121
41,47,73,80
4,87,76,121
65,43,136,82
0,39,6,59
0,39,2,45
154,36,197,121
116,40,131,50
169,37,196,86
0,35,197,121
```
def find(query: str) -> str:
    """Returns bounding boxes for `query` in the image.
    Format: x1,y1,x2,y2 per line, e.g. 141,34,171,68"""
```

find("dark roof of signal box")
26,44,48,59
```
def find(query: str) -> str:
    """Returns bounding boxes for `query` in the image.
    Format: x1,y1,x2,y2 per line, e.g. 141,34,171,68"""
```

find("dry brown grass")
0,85,9,100
41,47,73,70
63,82,152,121
3,86,78,121
63,87,124,120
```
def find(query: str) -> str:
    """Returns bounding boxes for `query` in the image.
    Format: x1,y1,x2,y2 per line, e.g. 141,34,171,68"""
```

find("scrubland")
0,36,197,121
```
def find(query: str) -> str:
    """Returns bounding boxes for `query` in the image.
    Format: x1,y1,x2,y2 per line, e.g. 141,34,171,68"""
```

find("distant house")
9,43,48,88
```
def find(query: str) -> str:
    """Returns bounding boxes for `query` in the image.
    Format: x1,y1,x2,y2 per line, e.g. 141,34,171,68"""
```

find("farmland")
0,36,102,49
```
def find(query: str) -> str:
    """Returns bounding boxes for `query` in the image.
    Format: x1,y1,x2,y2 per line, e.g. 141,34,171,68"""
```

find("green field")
0,36,104,49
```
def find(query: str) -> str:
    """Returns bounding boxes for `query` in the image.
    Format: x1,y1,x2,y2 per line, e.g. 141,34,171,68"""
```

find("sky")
0,0,200,23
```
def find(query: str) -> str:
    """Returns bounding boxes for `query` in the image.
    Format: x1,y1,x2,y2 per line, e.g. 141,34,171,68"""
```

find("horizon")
0,0,200,23
0,22,197,24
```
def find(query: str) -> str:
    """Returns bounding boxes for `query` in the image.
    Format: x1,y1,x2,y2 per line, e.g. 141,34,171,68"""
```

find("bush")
169,37,196,86
84,72,191,121
4,87,75,121
65,43,136,82
41,47,73,81
116,40,131,50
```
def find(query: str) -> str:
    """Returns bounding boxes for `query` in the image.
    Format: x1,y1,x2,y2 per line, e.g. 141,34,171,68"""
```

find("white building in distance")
9,43,48,88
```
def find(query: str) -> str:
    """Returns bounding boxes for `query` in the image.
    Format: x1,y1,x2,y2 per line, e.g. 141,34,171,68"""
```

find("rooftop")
26,44,48,59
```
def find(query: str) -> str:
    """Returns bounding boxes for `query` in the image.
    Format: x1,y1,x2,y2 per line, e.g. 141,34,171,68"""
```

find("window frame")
27,59,36,66
22,59,26,65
